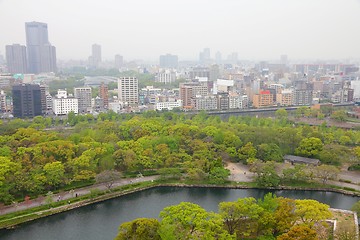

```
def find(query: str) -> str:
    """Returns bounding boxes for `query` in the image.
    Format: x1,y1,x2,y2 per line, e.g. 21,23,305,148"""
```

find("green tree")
257,143,283,162
295,199,332,227
253,161,281,187
115,218,161,240
238,142,257,164
43,161,65,187
277,225,318,240
160,202,234,240
295,137,323,158
275,109,288,119
208,167,230,184
331,110,347,122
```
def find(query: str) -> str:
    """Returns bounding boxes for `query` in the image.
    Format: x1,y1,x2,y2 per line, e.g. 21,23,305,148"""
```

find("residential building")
191,95,217,110
159,54,178,68
229,93,248,109
252,90,274,108
25,22,57,74
74,87,92,113
53,89,78,115
189,67,210,79
277,89,294,106
5,44,27,74
12,84,42,118
0,90,7,112
293,89,313,106
156,69,177,84
156,100,182,111
118,77,139,106
217,92,229,110
180,82,208,108
99,83,109,109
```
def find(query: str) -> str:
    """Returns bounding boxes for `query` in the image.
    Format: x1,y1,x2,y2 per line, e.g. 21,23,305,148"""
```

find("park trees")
294,199,332,227
43,161,65,188
159,202,233,240
295,137,323,158
115,218,161,240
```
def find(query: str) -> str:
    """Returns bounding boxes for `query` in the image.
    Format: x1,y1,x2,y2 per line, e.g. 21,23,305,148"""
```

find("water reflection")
0,187,359,240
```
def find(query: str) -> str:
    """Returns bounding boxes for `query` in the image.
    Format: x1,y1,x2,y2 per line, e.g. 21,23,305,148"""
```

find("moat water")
0,187,359,240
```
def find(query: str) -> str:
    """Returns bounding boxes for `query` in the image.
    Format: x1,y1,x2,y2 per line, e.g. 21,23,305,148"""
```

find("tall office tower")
74,87,92,113
280,54,288,65
114,54,123,69
5,44,28,74
25,21,57,74
215,51,222,64
89,44,101,68
12,84,42,118
199,48,211,65
99,82,109,109
0,54,4,65
159,54,178,68
227,52,238,64
118,77,138,106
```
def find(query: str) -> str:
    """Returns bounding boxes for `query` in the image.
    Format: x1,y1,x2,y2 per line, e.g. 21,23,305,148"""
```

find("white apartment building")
156,69,177,84
74,87,92,113
0,90,7,112
229,93,248,109
53,89,78,115
156,100,182,111
118,77,139,105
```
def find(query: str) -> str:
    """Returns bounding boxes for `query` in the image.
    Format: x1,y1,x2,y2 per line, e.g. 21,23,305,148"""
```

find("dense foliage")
0,111,359,204
115,194,333,239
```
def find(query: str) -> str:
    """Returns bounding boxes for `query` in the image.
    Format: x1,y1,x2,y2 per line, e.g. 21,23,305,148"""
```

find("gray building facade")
5,44,27,74
25,21,57,74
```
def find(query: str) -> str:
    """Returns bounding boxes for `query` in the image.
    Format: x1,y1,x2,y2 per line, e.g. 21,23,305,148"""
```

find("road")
0,176,157,216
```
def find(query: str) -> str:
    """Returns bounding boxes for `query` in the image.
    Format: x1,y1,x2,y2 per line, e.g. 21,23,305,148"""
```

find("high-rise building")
5,44,27,74
215,51,222,64
89,44,101,68
159,54,178,68
12,84,42,118
199,48,211,65
118,77,139,106
99,83,109,109
25,21,57,74
114,54,123,69
74,87,92,113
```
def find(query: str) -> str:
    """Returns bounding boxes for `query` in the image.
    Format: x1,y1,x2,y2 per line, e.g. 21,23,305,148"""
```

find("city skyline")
1,0,360,62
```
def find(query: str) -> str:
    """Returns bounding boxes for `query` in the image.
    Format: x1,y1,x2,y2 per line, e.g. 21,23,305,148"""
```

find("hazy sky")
1,0,360,61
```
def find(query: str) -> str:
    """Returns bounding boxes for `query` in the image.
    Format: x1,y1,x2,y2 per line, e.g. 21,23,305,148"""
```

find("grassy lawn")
332,210,358,239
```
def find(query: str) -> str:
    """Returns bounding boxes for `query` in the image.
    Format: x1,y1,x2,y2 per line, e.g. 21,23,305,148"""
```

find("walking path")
0,176,157,216
225,161,360,191
1,163,360,217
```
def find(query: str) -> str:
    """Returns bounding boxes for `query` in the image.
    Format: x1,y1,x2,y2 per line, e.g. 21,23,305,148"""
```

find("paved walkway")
0,176,157,216
225,161,360,191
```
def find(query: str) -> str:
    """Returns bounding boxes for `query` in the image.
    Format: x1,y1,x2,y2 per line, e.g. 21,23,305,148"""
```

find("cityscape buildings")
118,77,139,106
74,87,92,113
5,44,27,74
159,54,178,69
89,44,101,68
25,21,57,74
12,83,42,118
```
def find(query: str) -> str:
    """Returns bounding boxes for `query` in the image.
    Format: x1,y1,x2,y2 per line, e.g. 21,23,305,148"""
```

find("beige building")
253,90,274,108
118,77,139,106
